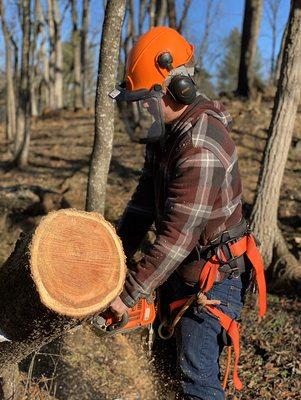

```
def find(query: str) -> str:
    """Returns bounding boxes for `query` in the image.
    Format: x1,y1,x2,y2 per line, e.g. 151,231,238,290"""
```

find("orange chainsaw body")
92,298,156,336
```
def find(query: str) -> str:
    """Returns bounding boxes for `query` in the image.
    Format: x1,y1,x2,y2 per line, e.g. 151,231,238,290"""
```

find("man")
108,27,265,400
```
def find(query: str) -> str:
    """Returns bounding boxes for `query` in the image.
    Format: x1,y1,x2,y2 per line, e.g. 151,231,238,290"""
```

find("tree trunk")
0,209,126,370
36,0,50,109
71,0,83,111
177,0,191,34
86,0,126,214
0,0,17,142
149,0,156,28
0,363,20,400
48,0,63,109
30,1,39,117
154,0,167,26
236,0,263,98
196,0,219,70
167,0,176,28
53,0,63,109
250,0,301,291
14,0,31,168
138,0,147,35
81,0,90,108
48,0,56,108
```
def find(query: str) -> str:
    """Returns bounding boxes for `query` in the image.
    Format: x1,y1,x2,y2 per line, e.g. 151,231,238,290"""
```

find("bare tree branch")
177,0,191,34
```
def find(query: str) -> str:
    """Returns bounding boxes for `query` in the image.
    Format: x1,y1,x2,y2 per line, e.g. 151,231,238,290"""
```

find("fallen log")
0,209,126,371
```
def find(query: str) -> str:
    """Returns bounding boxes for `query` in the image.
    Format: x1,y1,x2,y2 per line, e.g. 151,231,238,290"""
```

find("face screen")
109,86,165,144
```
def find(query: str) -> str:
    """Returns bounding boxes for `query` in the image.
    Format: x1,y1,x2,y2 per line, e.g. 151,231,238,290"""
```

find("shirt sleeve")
120,147,226,307
117,145,155,259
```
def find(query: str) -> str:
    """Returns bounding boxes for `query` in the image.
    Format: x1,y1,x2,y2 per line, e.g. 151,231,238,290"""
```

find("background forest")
0,0,300,399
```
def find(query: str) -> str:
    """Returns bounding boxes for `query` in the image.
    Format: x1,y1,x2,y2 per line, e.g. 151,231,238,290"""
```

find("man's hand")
109,296,129,319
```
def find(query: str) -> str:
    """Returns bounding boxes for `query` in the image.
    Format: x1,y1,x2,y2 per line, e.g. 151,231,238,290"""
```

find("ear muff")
157,52,196,105
167,75,196,105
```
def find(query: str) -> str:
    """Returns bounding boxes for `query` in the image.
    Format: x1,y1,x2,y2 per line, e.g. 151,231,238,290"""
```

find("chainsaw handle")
107,312,129,332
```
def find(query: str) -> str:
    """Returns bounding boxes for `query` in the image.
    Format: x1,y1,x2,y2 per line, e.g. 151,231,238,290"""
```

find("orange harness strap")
198,233,266,391
206,305,242,390
199,234,267,317
168,233,267,392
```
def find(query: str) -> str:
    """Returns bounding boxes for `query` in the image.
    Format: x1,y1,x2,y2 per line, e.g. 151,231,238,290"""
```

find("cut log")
0,209,126,370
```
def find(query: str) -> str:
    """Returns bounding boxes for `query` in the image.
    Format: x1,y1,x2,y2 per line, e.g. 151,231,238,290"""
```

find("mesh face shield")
109,84,165,144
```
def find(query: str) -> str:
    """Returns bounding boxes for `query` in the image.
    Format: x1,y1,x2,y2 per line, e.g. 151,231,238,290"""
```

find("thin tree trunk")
196,0,215,69
266,0,282,81
53,0,63,108
86,0,126,214
123,0,135,62
250,0,301,291
177,0,191,33
48,0,63,109
36,0,50,108
236,0,263,98
149,0,156,28
155,0,167,26
138,0,148,35
30,0,39,117
14,0,31,168
167,0,176,28
0,0,17,142
48,0,56,108
71,0,83,111
81,0,90,108
12,36,19,102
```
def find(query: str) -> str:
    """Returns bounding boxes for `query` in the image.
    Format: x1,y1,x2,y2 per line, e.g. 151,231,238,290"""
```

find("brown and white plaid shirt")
118,96,243,307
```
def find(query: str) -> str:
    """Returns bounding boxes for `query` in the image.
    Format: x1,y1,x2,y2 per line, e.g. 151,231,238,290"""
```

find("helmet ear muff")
157,51,196,105
167,75,196,105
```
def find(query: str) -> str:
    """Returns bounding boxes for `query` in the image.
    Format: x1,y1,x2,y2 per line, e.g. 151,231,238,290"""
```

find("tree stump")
0,209,126,370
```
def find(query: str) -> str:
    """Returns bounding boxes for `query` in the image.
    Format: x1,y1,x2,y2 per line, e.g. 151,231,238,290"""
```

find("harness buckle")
214,239,242,278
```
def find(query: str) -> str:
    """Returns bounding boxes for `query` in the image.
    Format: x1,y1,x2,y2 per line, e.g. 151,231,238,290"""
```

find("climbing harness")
158,227,267,391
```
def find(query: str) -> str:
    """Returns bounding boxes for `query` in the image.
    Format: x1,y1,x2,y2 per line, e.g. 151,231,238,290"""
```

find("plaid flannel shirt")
118,96,243,307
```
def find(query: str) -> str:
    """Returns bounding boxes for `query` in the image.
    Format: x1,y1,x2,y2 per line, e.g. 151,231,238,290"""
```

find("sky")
0,0,291,84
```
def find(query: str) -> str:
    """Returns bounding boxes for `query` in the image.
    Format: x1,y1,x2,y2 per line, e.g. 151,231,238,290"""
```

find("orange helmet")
125,27,194,91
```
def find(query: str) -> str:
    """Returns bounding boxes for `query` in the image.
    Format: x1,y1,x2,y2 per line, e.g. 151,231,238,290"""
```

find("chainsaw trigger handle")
107,312,129,332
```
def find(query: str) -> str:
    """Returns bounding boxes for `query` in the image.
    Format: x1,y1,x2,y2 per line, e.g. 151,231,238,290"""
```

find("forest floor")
0,96,300,400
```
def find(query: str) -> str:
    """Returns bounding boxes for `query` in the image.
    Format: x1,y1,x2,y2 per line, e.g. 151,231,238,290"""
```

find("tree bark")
81,0,90,108
36,0,50,110
154,0,167,26
123,0,136,62
236,0,263,98
265,0,282,80
0,209,126,370
53,0,63,109
30,0,40,117
138,0,148,35
48,0,63,109
167,0,176,29
0,0,17,142
86,0,126,214
71,0,83,111
177,0,191,34
48,0,56,108
149,0,156,28
14,0,31,168
250,0,301,291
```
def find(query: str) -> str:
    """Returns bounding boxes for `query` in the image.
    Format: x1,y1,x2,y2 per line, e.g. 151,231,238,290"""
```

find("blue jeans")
166,274,246,400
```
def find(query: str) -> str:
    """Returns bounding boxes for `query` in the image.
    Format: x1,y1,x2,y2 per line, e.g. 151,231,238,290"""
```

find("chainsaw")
91,298,156,337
